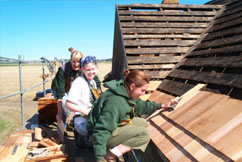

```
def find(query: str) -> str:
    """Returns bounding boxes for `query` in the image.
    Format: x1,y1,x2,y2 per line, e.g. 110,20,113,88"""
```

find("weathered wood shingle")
111,3,223,80
158,0,242,99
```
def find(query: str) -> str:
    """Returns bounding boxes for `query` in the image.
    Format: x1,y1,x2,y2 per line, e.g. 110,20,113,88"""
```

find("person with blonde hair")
51,49,100,128
87,70,176,162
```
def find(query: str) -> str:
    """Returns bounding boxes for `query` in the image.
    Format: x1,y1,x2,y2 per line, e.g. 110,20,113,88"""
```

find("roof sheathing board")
115,3,222,80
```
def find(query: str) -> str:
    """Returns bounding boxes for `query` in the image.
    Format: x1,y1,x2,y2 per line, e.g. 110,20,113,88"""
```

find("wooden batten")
162,0,179,4
111,3,223,81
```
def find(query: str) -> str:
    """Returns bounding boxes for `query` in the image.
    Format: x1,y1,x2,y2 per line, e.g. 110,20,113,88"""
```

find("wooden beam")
128,64,175,70
117,4,223,10
126,56,183,64
126,47,189,54
122,34,200,39
145,70,171,79
123,40,196,47
118,10,218,16
119,16,214,22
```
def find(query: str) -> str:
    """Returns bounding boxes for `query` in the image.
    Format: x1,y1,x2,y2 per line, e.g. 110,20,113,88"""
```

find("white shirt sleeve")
67,76,93,110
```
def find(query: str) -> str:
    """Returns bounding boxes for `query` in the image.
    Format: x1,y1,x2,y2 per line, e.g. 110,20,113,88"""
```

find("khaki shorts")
107,117,150,151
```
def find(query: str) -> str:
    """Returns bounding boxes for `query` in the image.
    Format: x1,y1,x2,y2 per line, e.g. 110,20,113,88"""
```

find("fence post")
18,55,25,127
42,61,46,96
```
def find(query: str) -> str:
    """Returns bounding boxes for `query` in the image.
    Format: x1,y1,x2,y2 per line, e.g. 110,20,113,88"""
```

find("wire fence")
0,55,52,127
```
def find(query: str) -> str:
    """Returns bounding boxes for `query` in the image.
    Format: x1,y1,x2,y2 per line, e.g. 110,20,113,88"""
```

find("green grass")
0,120,6,132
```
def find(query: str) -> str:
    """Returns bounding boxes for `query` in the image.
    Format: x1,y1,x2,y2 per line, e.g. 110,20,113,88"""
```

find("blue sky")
1,0,209,61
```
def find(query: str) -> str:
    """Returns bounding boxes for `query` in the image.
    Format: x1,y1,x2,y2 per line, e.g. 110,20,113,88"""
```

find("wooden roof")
111,3,223,80
147,0,242,161
157,0,242,99
148,84,242,161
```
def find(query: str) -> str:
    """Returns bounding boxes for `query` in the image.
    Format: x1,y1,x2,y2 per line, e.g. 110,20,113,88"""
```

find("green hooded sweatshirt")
87,79,161,162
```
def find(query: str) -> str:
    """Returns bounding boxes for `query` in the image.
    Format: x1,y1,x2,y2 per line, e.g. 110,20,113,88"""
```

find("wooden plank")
123,40,196,47
213,123,242,161
0,146,28,162
119,16,214,22
118,4,223,10
126,47,189,54
174,84,205,109
169,92,242,161
147,81,161,92
145,70,171,79
180,56,242,68
158,79,195,96
169,69,242,89
128,64,175,70
121,22,208,28
2,130,34,146
122,28,204,34
127,55,183,64
148,113,229,161
148,90,175,103
118,10,218,16
188,44,242,56
122,34,201,39
196,34,242,50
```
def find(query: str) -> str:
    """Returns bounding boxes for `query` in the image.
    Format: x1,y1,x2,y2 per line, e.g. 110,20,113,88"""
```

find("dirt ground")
0,62,112,144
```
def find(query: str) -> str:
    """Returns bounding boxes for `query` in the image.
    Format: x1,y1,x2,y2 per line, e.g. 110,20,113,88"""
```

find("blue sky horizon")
1,0,209,61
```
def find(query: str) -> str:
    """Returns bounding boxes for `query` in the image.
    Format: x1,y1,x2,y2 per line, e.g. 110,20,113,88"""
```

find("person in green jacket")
87,70,176,162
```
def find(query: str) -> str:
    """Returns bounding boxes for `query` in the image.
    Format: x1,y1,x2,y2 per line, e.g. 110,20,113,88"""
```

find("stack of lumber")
147,84,242,161
0,127,67,162
38,94,57,125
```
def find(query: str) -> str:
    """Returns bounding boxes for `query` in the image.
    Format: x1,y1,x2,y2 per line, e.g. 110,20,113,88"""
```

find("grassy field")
0,62,112,144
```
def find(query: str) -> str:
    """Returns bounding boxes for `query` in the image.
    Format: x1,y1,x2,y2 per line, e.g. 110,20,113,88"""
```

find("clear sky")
1,0,209,61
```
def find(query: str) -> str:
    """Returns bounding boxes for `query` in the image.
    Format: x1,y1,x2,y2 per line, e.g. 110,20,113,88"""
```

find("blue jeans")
74,116,88,136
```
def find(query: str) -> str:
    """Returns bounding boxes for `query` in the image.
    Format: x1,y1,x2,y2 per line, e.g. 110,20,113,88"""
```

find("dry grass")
0,62,112,144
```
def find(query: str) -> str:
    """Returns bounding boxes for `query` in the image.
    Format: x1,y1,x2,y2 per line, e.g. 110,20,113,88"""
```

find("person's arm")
135,99,177,116
66,100,91,116
94,75,101,89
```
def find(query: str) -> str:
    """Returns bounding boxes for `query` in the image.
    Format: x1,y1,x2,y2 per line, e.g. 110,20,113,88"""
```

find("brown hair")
124,70,149,88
